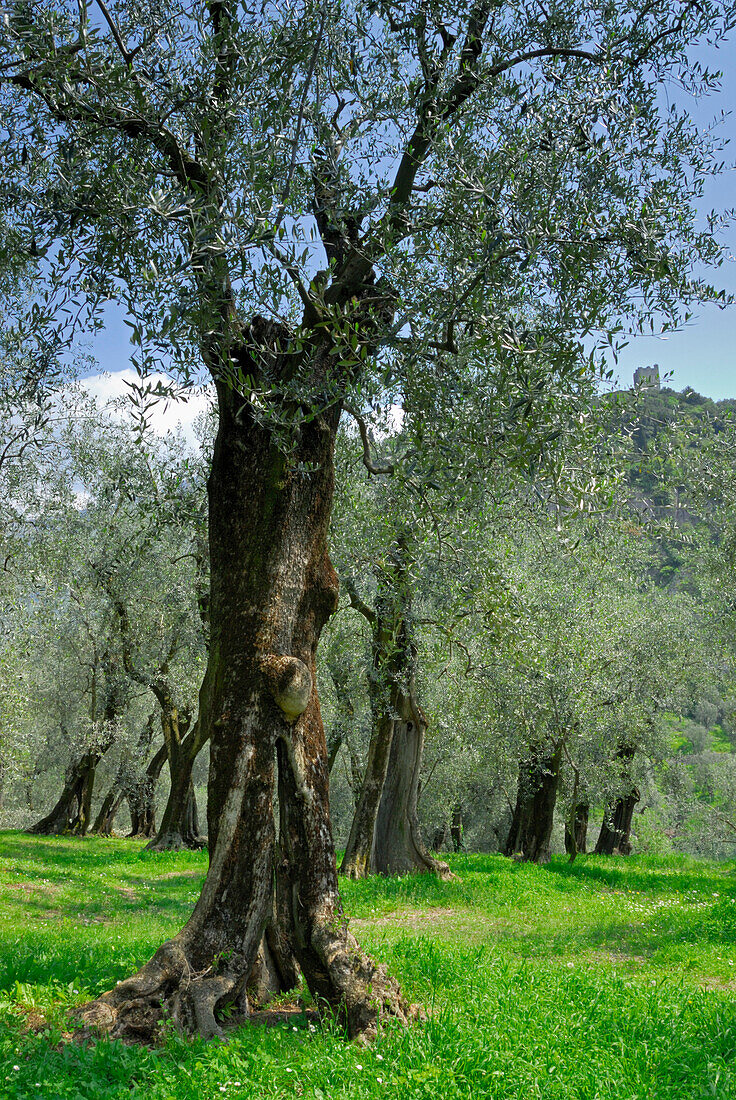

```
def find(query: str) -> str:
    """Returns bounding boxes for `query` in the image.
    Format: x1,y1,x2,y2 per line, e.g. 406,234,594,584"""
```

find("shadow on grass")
546,853,736,898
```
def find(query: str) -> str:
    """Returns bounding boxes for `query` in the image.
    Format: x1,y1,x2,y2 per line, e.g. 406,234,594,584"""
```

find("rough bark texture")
75,334,413,1043
340,560,450,881
91,784,127,836
373,703,451,878
595,792,639,855
28,750,102,836
432,822,448,851
144,726,207,851
450,803,465,852
128,742,168,837
564,801,589,858
504,742,563,864
595,744,639,856
340,710,395,878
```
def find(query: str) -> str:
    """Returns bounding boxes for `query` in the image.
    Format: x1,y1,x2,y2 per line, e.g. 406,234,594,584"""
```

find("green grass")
1,834,735,1098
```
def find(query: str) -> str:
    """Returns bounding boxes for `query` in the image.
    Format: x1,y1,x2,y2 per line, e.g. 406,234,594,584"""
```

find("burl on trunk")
76,328,413,1043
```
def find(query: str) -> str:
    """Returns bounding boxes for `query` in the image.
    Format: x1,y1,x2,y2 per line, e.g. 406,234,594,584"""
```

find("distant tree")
2,0,732,1042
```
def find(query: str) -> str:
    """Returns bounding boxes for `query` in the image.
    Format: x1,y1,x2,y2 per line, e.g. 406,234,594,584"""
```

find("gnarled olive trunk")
28,738,113,837
373,698,450,878
564,801,589,858
504,741,563,864
91,783,126,836
340,558,449,881
76,354,411,1043
127,742,168,837
450,802,465,852
340,709,395,878
595,744,639,856
145,723,207,851
595,792,639,855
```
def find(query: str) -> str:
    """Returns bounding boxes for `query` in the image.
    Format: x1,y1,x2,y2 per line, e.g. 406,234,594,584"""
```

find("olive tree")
2,0,732,1042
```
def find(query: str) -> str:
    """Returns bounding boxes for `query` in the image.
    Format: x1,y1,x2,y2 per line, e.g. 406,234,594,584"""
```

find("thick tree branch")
343,404,394,475
5,70,207,192
343,575,377,626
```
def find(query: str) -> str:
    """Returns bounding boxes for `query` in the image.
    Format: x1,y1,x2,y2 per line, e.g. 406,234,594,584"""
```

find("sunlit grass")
1,833,735,1098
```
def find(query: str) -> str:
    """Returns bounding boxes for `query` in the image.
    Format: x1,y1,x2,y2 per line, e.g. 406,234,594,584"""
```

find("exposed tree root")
143,830,207,853
72,921,417,1046
310,922,420,1043
72,938,245,1043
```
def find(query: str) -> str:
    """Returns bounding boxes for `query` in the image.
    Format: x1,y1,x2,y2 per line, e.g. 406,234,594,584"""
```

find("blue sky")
607,37,736,400
84,34,736,404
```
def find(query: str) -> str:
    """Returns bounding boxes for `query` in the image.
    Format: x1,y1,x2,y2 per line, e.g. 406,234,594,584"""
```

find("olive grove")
1,0,734,1044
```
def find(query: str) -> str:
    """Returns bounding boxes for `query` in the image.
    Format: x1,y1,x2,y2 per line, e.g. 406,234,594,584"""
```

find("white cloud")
80,369,213,448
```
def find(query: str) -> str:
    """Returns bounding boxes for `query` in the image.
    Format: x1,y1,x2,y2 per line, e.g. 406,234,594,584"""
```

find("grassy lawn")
1,833,735,1099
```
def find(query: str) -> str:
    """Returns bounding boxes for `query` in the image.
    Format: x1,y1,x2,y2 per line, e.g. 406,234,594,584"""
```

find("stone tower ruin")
633,364,660,391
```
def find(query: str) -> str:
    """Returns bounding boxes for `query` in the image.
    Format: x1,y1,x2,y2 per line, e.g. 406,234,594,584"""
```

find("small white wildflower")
219,1088,227,1094
286,1068,293,1073
377,1078,383,1084
356,1063,363,1070
12,1066,19,1071
292,1026,298,1032
376,1053,383,1060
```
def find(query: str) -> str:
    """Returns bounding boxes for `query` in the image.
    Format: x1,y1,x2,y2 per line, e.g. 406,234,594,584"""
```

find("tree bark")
91,783,126,836
373,698,451,878
75,349,412,1043
28,737,114,837
564,801,589,858
595,744,639,856
340,710,395,878
504,741,563,864
595,791,639,855
432,821,448,851
28,752,98,836
340,560,450,881
450,802,465,852
30,661,124,837
105,579,207,850
128,742,168,837
145,723,207,851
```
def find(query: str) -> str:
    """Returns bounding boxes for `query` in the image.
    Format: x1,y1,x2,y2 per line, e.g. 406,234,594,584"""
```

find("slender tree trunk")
504,742,563,864
76,360,411,1043
128,742,168,837
595,744,639,856
91,784,127,836
340,558,449,881
145,727,207,851
450,802,465,852
564,801,589,858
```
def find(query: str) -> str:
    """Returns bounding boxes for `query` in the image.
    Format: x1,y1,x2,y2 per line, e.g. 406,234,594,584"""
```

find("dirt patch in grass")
15,1004,50,1033
350,906,512,939
584,949,648,967
115,886,138,901
150,871,203,880
3,882,59,897
700,976,736,992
